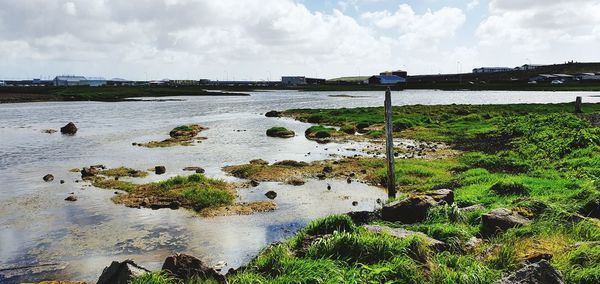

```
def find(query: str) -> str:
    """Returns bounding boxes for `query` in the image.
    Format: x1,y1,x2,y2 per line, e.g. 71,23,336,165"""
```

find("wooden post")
384,87,396,198
575,96,583,113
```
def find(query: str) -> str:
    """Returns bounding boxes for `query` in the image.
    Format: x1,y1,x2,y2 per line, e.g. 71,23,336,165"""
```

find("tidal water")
1,90,598,282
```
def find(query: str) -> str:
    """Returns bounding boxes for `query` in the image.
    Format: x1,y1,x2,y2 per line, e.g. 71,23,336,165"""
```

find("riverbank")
0,86,249,103
118,102,600,283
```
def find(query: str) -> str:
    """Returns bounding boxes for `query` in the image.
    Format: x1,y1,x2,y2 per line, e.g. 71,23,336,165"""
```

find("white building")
85,77,107,87
53,76,89,86
575,73,600,81
472,67,513,74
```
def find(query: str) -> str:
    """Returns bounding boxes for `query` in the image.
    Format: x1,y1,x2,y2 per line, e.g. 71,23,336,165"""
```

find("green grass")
181,187,235,210
305,125,338,138
266,127,295,138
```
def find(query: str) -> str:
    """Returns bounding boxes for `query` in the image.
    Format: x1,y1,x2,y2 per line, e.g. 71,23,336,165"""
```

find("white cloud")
475,0,600,65
467,0,479,10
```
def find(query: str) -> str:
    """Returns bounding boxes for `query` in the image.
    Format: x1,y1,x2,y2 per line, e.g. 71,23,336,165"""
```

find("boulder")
97,259,150,284
250,180,260,187
155,166,166,175
481,208,531,237
80,167,99,178
322,166,333,173
162,253,224,282
60,122,78,135
427,189,453,204
493,260,564,284
183,167,205,173
382,196,438,223
265,191,277,199
579,197,600,219
65,195,77,202
43,174,54,182
265,110,282,117
364,225,448,251
346,210,381,225
459,204,485,212
249,159,269,165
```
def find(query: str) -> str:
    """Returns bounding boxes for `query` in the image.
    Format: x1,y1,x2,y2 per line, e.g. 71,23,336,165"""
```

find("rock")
364,225,448,252
346,178,352,184
347,210,381,225
463,236,483,252
43,174,54,182
250,180,260,187
213,260,227,272
80,167,98,178
579,197,600,218
265,191,277,199
322,166,333,173
97,259,150,284
493,260,564,284
265,110,282,117
316,173,326,180
162,253,224,282
286,178,305,186
170,201,181,210
382,196,438,223
481,208,531,237
352,201,358,206
327,184,331,190
155,166,166,175
460,204,485,212
60,122,78,135
249,159,269,165
183,167,205,173
60,180,65,184
266,127,295,138
65,195,77,202
427,189,454,204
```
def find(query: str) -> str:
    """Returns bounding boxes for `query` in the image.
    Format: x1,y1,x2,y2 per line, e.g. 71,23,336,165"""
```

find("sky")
0,0,599,80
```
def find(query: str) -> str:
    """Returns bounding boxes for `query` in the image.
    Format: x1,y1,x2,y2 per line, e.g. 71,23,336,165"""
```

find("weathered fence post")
575,96,583,113
384,87,396,199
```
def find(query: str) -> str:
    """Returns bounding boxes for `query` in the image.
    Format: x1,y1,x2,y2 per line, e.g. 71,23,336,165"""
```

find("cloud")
361,5,466,48
467,0,479,10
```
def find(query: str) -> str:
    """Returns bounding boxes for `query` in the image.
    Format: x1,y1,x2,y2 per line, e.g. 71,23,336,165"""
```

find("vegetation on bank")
219,103,600,283
0,85,249,103
87,170,275,216
266,127,295,138
141,124,208,148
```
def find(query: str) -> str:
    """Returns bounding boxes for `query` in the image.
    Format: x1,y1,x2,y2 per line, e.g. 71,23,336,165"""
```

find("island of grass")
266,126,295,138
213,102,600,283
141,124,208,148
0,85,250,103
85,168,276,216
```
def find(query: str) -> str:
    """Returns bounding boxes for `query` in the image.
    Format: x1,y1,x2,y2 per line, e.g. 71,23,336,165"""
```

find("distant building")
515,64,545,71
472,67,513,74
281,76,307,86
53,76,89,86
529,74,557,82
368,75,406,85
552,74,574,81
107,78,134,86
305,77,326,84
86,77,107,87
379,70,407,78
575,73,600,81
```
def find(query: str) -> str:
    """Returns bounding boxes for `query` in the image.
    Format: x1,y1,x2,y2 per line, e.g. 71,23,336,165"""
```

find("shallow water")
1,90,599,282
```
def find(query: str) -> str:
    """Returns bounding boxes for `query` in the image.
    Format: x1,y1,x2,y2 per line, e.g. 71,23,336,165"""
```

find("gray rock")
43,174,54,182
97,259,150,284
382,196,438,223
81,167,99,178
493,260,564,284
162,253,225,282
65,195,77,202
427,189,454,204
364,225,448,251
60,122,78,135
265,191,277,199
481,208,531,237
155,166,166,175
460,204,485,212
579,197,600,219
265,110,282,117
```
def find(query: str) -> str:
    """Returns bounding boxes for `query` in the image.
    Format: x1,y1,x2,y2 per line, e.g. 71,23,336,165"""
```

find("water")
0,90,598,282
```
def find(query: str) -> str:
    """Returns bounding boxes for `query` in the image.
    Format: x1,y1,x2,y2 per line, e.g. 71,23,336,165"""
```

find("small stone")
352,201,358,206
250,180,260,187
322,166,333,173
65,195,77,202
60,122,78,135
265,191,277,199
346,178,352,184
43,174,54,182
155,166,166,175
327,184,331,190
60,180,65,184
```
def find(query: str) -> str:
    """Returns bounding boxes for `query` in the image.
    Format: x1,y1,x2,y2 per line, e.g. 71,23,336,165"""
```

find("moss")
266,126,295,138
99,166,148,178
142,124,208,148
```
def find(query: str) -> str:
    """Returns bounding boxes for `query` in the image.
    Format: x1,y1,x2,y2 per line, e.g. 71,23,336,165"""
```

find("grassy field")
128,102,600,283
0,85,249,103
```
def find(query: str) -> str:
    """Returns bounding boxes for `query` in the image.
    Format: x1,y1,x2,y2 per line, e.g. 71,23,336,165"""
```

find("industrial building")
281,76,325,86
472,67,513,74
53,76,89,86
85,77,107,87
379,70,408,77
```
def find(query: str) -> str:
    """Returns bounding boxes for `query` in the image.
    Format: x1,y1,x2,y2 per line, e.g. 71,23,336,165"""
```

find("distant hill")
409,62,600,83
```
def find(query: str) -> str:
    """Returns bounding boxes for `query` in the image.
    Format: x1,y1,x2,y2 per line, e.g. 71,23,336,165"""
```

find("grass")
223,103,600,283
142,124,207,148
266,127,295,138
